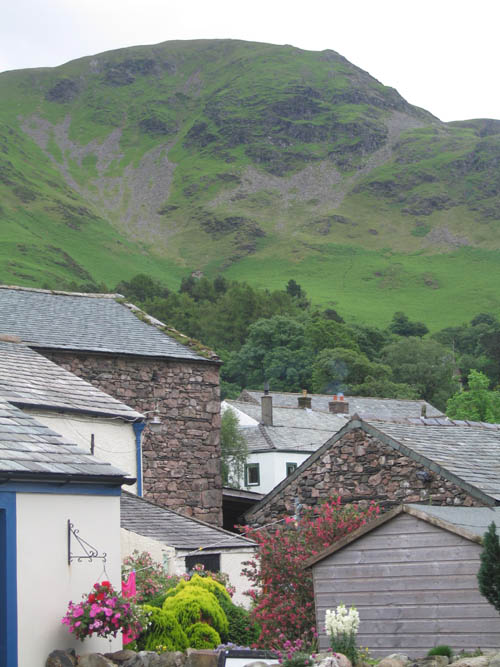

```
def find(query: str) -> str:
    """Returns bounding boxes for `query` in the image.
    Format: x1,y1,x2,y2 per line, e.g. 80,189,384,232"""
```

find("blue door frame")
0,492,17,667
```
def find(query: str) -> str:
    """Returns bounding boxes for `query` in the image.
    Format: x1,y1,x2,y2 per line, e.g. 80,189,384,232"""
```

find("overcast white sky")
1,0,499,122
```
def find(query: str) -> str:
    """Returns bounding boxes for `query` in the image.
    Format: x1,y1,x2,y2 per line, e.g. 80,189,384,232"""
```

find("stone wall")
42,350,222,525
248,427,481,526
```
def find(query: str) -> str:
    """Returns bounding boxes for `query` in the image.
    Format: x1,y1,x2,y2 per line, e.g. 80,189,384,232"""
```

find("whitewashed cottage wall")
16,493,122,666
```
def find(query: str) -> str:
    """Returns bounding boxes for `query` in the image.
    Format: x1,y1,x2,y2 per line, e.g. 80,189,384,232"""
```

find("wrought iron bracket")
68,519,107,565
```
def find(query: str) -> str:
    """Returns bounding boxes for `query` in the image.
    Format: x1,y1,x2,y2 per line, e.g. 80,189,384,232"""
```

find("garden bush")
427,646,453,658
186,622,221,649
136,605,188,652
163,583,229,639
224,602,260,647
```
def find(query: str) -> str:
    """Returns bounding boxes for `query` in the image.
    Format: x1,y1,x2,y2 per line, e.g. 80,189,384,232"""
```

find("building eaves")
0,398,134,485
303,503,500,569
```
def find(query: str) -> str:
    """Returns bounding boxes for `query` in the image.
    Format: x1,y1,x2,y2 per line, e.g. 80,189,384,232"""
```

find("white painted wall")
27,410,139,494
244,451,310,494
16,492,122,667
121,528,176,574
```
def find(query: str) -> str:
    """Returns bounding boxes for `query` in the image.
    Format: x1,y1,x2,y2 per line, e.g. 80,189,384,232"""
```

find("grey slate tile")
0,287,208,361
0,398,132,481
365,417,500,502
121,491,255,551
0,341,142,419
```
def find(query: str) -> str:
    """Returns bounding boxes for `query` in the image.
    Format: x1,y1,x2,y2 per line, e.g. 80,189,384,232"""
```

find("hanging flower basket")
62,580,143,641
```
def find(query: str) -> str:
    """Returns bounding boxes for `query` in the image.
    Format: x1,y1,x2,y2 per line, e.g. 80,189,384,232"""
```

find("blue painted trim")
133,421,145,496
0,492,17,667
0,482,121,496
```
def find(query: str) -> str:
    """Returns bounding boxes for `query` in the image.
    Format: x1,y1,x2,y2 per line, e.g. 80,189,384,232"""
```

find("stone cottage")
225,390,441,494
0,285,222,525
245,414,500,526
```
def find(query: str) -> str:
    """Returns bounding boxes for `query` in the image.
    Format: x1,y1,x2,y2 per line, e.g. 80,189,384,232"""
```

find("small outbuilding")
120,491,257,606
306,504,500,657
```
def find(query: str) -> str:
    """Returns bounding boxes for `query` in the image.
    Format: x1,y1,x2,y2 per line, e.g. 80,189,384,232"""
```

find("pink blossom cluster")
241,497,379,650
62,581,141,641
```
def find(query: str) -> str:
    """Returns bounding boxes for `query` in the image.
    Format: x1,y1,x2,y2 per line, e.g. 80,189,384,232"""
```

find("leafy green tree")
351,324,390,360
286,279,303,298
312,347,391,394
116,273,170,302
389,311,429,337
382,337,459,410
223,315,313,389
304,315,359,355
220,408,248,488
478,522,500,613
350,375,419,399
446,370,500,422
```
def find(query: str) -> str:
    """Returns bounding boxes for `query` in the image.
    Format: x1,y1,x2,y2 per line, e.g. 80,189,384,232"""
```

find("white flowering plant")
325,603,360,664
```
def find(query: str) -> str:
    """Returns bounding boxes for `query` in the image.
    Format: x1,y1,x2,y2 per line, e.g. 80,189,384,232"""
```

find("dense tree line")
64,273,500,415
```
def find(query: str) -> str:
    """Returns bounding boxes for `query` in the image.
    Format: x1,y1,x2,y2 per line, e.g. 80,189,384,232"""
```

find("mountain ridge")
1,38,500,329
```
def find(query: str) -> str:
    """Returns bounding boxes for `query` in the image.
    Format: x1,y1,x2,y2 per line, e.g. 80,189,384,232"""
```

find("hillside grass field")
1,39,500,329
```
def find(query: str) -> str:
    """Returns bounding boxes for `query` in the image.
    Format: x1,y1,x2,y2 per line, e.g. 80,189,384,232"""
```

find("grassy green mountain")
1,39,500,330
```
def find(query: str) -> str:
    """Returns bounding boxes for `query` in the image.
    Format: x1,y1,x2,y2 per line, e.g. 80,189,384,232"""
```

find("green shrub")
223,602,260,646
427,646,453,658
163,584,229,637
136,605,189,652
478,522,500,612
186,622,221,649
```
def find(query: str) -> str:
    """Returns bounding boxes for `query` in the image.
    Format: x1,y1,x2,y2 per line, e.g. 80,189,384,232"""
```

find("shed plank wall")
313,513,500,657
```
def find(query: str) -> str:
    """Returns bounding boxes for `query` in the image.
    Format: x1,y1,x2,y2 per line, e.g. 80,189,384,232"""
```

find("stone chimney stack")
261,382,273,425
298,389,312,409
328,393,349,414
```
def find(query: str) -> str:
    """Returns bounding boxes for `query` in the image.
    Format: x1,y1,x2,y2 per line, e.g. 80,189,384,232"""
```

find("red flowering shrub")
241,497,379,649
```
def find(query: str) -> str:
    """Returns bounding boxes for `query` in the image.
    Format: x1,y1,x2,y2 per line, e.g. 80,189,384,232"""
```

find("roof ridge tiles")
0,284,121,298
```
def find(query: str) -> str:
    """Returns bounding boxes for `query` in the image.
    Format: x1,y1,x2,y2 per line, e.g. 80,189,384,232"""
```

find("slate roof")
405,503,500,539
363,417,500,503
0,398,132,483
0,341,142,419
0,286,212,361
120,491,256,551
226,400,347,453
239,390,442,420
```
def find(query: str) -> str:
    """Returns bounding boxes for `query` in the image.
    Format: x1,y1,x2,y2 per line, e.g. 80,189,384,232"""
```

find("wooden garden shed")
306,504,500,657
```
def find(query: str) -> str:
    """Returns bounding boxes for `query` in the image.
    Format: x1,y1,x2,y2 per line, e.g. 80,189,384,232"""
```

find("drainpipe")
132,421,146,496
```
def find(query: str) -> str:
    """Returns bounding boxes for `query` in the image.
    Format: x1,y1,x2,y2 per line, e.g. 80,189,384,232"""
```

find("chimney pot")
298,395,312,409
329,399,349,414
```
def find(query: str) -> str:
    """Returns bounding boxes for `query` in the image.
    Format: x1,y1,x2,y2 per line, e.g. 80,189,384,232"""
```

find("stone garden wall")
248,427,480,526
42,350,222,526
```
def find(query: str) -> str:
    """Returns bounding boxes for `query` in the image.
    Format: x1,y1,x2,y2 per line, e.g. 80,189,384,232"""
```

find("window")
245,463,260,486
185,553,220,573
286,462,297,477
